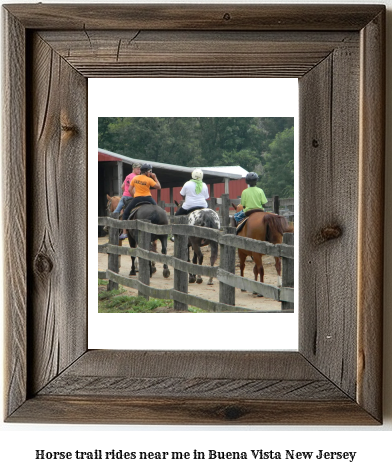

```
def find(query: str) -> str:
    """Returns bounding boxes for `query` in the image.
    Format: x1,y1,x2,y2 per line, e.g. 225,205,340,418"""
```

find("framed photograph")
3,4,385,424
92,85,298,346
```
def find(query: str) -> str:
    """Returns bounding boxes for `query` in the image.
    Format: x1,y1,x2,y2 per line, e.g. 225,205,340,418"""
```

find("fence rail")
98,214,294,312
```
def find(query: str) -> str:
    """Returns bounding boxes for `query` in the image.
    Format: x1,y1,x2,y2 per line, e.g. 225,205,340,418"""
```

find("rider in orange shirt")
122,163,161,222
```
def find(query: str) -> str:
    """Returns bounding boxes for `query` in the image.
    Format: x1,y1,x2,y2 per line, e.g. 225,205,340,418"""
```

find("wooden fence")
98,213,294,313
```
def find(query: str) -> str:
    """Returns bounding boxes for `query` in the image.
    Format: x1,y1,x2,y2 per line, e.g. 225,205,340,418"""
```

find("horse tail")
203,209,220,230
263,213,292,244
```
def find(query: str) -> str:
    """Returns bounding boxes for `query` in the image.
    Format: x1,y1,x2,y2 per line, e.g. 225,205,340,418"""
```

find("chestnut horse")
233,204,294,289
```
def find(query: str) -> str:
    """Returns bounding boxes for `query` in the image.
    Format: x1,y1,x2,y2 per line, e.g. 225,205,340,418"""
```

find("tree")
97,117,294,178
259,127,294,198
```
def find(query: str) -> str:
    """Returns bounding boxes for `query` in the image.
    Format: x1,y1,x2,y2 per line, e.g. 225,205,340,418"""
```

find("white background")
1,0,391,473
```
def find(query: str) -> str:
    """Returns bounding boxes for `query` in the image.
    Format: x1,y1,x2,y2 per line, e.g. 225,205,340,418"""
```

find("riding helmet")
140,163,153,173
245,172,259,183
192,168,204,180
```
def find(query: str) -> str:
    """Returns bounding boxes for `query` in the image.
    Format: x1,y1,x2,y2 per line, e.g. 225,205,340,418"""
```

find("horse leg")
130,255,137,276
150,240,157,275
128,232,137,276
207,240,218,285
188,245,196,284
193,243,203,284
239,250,247,292
160,236,170,278
252,253,264,297
275,256,282,287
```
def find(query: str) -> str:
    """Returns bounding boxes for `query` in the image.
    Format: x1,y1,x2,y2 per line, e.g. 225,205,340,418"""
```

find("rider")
115,162,141,213
122,163,161,223
117,162,141,240
234,172,268,223
175,168,209,216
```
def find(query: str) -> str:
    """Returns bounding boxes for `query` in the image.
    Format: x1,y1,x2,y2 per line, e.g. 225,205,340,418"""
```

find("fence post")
281,232,294,310
219,226,236,306
137,220,151,300
220,193,230,227
208,197,217,211
273,195,280,215
173,216,188,311
107,212,120,291
169,187,174,216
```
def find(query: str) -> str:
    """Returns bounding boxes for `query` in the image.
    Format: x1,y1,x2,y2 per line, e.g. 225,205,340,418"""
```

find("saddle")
235,217,250,235
244,208,265,217
128,201,154,220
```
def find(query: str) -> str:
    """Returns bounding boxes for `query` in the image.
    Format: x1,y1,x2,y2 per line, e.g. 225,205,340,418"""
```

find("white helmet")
192,168,203,180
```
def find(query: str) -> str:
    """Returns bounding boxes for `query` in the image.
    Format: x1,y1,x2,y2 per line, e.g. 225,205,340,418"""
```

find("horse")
232,204,294,290
126,204,170,279
105,194,126,267
186,208,220,285
104,194,122,234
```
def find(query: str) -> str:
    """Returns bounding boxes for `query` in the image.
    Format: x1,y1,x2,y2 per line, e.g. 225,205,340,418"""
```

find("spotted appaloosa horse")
187,208,220,285
232,204,294,289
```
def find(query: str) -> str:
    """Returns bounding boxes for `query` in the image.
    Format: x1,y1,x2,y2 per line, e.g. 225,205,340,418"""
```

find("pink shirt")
122,172,136,197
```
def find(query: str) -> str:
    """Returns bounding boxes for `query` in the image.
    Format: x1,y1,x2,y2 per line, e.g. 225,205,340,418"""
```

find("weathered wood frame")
3,4,385,424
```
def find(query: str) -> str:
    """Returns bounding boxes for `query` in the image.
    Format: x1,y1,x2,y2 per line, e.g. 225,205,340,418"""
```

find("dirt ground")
98,236,282,312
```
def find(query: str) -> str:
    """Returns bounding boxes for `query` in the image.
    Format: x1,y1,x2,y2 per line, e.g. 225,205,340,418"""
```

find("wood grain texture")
299,41,360,399
2,9,27,419
13,351,377,424
28,33,87,395
2,4,385,425
38,30,359,78
357,9,385,422
4,4,384,30
9,396,378,425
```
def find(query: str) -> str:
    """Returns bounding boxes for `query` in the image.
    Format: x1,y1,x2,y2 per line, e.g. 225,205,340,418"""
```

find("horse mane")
264,213,293,243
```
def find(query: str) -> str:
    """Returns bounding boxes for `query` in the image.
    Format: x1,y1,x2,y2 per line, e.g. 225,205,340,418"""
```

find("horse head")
232,203,243,212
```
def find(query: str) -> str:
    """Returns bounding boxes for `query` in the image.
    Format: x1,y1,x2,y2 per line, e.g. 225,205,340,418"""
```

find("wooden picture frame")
3,4,385,424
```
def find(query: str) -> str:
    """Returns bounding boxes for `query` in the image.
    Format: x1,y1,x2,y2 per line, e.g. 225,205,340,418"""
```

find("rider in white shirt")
175,169,209,216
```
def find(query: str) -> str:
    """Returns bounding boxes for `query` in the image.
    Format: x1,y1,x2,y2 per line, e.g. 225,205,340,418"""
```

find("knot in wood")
223,13,231,21
61,124,77,133
34,252,54,275
223,405,244,420
312,139,319,148
314,225,342,245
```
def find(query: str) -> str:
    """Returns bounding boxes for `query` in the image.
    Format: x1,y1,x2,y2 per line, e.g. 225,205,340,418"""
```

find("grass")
98,279,205,313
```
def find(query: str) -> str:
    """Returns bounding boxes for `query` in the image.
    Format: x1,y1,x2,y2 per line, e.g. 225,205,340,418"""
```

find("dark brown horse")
126,204,170,279
106,195,125,266
233,205,294,289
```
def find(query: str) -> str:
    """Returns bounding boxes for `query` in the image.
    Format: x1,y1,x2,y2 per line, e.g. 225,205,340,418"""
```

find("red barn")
98,149,247,235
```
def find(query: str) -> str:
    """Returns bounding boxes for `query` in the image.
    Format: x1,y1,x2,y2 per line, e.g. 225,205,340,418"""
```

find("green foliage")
98,282,205,313
258,127,294,198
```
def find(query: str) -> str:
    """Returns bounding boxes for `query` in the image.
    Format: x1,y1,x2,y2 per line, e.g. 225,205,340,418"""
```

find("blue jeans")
234,210,246,223
114,195,132,213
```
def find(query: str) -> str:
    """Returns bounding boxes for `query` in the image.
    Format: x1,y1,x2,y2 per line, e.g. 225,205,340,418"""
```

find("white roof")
201,166,249,178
